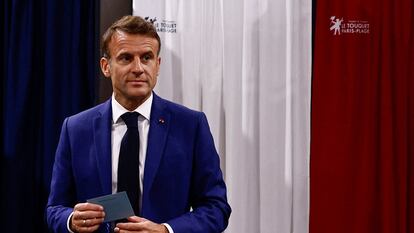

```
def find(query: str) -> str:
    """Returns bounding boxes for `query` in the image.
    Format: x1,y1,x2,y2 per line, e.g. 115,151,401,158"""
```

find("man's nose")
132,58,144,74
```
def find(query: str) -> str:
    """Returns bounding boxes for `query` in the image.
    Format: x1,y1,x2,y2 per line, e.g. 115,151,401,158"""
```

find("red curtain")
310,0,413,232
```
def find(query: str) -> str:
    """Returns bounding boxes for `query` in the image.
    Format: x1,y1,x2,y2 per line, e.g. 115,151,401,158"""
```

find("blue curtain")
1,0,99,232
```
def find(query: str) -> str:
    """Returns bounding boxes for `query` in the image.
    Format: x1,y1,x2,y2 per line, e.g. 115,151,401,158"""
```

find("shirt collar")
111,93,153,124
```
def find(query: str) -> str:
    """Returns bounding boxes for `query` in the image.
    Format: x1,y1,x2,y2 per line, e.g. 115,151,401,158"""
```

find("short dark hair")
101,15,161,58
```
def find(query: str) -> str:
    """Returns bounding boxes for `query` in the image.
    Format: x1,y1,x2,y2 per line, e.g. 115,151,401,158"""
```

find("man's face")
100,31,161,110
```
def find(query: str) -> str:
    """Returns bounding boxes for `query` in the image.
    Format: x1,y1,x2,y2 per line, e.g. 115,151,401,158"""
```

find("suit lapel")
93,99,113,195
143,94,171,203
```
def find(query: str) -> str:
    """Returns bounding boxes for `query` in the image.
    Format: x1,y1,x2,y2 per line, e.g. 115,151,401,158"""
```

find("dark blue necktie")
118,112,140,215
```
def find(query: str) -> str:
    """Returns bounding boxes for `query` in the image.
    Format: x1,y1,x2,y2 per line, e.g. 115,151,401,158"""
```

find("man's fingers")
74,202,104,211
70,203,105,233
73,217,104,233
115,216,146,230
73,209,105,220
127,216,147,223
116,221,145,231
82,217,104,227
115,220,167,233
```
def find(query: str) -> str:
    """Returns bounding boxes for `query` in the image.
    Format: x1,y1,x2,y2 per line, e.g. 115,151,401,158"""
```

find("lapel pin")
158,118,165,124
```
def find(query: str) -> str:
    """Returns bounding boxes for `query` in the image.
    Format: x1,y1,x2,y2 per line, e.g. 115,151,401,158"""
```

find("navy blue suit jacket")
46,93,231,233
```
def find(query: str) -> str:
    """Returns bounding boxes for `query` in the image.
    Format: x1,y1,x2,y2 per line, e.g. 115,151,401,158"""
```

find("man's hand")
70,203,105,233
114,216,168,233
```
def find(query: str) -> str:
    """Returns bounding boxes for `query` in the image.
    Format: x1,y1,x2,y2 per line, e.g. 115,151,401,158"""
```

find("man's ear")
156,57,161,76
100,57,111,78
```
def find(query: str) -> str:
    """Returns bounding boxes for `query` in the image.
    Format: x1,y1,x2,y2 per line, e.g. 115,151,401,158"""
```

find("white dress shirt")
110,93,152,199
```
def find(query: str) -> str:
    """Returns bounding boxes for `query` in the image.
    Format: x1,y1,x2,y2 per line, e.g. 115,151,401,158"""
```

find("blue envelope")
87,191,135,222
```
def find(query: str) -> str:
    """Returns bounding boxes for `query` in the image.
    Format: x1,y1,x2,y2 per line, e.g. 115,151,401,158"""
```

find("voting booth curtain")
311,0,414,233
133,1,312,233
1,0,98,232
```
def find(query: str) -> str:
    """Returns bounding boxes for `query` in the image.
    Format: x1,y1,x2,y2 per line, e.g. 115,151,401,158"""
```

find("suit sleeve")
46,118,76,233
167,113,231,233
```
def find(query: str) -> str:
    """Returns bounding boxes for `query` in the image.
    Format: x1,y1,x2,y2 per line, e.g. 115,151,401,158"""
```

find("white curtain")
133,0,311,232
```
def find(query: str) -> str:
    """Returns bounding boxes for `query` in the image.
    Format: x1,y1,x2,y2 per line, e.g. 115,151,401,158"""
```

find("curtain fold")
1,1,98,232
311,0,414,232
133,0,312,232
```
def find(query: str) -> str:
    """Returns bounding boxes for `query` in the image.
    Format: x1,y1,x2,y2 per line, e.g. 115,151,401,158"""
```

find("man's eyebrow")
116,52,132,57
142,51,155,56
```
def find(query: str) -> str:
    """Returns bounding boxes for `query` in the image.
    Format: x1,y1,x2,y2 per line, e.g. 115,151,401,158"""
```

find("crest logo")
144,16,157,24
145,16,177,34
330,16,343,35
329,16,370,36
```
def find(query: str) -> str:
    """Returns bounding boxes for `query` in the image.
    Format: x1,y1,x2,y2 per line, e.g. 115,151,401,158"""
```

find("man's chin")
127,91,151,101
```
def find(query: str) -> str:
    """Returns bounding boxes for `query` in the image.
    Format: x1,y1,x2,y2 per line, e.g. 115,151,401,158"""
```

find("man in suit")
46,15,231,233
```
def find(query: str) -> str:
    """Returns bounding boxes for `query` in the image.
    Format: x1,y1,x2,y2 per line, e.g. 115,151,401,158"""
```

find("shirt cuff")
67,212,75,233
162,223,174,233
